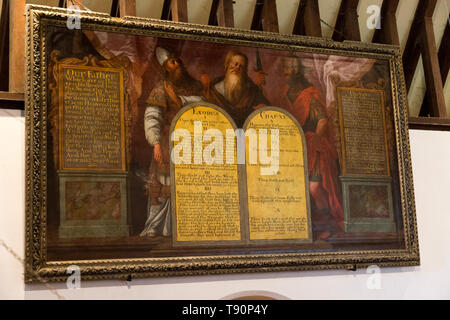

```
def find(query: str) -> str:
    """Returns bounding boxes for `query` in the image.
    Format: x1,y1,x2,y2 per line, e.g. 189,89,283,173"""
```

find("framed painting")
25,5,419,282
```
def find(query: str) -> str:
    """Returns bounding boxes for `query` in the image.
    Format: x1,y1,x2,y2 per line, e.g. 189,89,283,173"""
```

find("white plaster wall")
1,109,449,299
0,109,25,300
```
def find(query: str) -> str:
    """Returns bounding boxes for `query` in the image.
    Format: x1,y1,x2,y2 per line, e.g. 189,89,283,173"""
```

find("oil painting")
25,6,419,282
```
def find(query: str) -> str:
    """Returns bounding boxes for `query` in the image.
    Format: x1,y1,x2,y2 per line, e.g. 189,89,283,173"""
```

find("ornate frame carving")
25,5,419,282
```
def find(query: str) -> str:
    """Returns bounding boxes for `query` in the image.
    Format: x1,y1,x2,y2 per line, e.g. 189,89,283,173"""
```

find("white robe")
140,94,204,237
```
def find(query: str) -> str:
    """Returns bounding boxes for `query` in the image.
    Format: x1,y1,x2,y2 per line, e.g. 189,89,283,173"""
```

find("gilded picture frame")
25,5,419,282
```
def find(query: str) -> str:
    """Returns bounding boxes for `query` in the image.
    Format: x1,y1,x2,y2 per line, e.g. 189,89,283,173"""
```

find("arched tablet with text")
243,107,312,243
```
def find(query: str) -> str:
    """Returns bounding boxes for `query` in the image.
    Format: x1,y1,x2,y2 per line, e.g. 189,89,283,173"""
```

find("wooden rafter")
0,0,10,91
119,0,136,17
408,116,450,131
161,0,188,22
372,0,400,45
110,0,119,17
208,0,220,26
171,0,188,22
420,14,446,117
60,0,84,8
437,22,450,88
161,0,172,20
251,0,264,31
332,0,360,42
419,16,449,117
403,0,446,117
9,0,25,93
292,0,321,37
402,0,437,91
217,0,234,27
251,0,279,33
209,0,234,27
111,0,136,18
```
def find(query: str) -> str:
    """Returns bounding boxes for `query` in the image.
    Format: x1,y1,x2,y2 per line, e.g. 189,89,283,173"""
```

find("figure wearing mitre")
141,47,206,237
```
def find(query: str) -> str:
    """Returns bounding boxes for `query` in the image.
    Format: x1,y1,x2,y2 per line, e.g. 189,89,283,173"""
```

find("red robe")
281,86,344,229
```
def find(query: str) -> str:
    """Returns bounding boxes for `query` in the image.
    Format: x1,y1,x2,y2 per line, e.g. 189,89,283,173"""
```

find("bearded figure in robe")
204,50,269,127
280,56,344,239
140,47,206,237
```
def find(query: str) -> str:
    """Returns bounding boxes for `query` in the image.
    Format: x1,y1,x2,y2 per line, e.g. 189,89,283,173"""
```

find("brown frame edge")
0,91,25,110
408,116,450,131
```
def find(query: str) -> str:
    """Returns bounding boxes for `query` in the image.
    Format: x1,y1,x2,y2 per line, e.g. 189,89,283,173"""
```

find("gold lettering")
173,106,241,242
60,66,124,170
245,110,310,241
339,89,388,176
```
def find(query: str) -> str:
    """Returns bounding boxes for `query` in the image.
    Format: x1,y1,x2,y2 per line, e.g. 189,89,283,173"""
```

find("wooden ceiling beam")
437,22,449,87
161,0,172,20
332,0,360,42
217,0,234,28
402,0,446,117
119,0,136,17
372,0,400,45
110,0,119,17
419,15,449,117
171,0,188,23
9,0,25,93
208,0,234,27
292,0,322,37
110,0,136,17
402,0,437,91
251,0,279,33
251,0,264,31
208,0,220,26
420,14,447,117
161,0,188,22
60,0,84,8
0,0,10,91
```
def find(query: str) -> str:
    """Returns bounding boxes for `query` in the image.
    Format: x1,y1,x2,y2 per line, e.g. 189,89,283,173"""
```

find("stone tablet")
171,105,242,244
244,108,312,242
56,64,129,238
337,88,389,176
58,64,125,171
